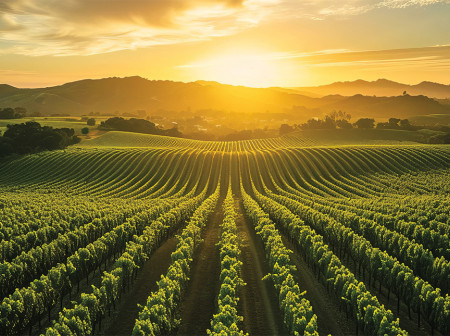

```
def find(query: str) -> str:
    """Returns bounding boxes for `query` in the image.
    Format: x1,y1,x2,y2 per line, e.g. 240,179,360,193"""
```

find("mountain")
0,84,19,96
0,76,449,121
321,94,450,119
0,77,321,116
292,79,450,99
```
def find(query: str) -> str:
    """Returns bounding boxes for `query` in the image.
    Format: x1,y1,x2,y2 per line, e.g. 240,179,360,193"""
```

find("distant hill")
292,79,450,99
321,94,450,119
0,77,319,117
0,76,449,120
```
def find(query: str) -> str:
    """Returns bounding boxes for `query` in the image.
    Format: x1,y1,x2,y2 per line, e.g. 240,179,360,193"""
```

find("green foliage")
100,117,183,138
242,187,318,336
354,118,375,129
86,118,96,126
0,121,80,157
208,188,246,336
0,134,448,336
133,187,220,335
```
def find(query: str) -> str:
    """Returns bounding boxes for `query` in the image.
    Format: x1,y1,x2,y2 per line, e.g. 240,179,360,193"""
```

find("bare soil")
100,236,178,335
280,235,355,335
175,200,223,335
31,251,122,335
337,251,437,336
235,199,288,336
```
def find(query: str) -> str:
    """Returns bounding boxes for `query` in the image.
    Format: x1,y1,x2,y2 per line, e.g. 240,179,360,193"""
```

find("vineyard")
0,132,449,336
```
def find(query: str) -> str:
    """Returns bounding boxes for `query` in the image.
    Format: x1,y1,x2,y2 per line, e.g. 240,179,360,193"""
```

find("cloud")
0,13,22,31
291,45,450,62
0,0,447,56
278,0,449,19
282,45,450,73
180,45,450,64
0,0,275,56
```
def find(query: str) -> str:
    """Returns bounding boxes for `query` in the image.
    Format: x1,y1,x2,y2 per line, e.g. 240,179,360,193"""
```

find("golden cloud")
0,0,447,56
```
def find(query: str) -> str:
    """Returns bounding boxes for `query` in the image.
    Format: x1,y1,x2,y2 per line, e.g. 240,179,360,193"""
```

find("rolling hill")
0,76,449,120
293,79,450,99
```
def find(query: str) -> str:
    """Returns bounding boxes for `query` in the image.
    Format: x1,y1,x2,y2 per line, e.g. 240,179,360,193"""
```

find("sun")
188,51,280,87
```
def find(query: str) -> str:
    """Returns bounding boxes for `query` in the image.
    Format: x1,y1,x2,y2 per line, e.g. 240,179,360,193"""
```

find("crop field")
0,133,449,336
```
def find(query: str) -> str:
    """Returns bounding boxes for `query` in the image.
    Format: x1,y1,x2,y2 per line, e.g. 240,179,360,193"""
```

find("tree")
99,117,183,138
0,108,16,119
399,119,411,129
87,118,96,126
388,118,401,127
329,110,351,122
279,124,294,135
336,119,353,129
0,107,27,119
165,127,182,138
14,107,27,117
81,127,89,135
354,118,375,129
1,121,80,157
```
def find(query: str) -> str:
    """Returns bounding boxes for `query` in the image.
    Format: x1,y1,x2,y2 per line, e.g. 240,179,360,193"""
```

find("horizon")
3,75,450,90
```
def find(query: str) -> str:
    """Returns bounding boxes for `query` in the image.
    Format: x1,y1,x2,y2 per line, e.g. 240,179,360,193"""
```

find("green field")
0,132,449,336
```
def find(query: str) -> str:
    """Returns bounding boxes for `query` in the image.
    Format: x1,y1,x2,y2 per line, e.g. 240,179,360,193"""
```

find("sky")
0,0,449,88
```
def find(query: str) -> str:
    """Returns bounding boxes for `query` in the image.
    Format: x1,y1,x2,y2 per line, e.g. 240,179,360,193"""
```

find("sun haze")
178,49,290,87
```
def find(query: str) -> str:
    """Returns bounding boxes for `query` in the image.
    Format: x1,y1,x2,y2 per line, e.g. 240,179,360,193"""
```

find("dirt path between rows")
280,236,354,336
99,236,178,335
297,211,435,335
175,199,223,335
236,198,288,336
335,249,434,336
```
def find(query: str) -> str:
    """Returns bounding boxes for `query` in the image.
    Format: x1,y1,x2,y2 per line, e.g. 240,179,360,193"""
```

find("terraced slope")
0,133,449,336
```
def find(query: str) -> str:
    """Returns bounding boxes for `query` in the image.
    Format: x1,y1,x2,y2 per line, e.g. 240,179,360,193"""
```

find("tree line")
279,111,450,143
0,107,26,119
99,117,182,138
0,121,80,158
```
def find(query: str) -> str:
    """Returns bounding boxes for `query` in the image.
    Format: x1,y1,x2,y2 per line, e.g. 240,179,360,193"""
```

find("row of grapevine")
310,195,450,260
278,188,450,294
0,197,150,263
42,190,211,336
1,144,448,201
241,185,318,335
247,148,450,296
265,190,450,335
0,192,125,241
251,187,407,335
261,164,450,295
207,188,245,335
0,201,150,298
132,186,220,335
0,198,181,335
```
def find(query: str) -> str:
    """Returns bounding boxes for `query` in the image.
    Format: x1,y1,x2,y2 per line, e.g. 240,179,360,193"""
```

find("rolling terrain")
1,77,449,120
291,79,450,99
0,132,449,336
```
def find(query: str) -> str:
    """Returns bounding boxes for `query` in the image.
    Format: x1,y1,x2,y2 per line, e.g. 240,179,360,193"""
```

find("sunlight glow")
186,51,281,87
